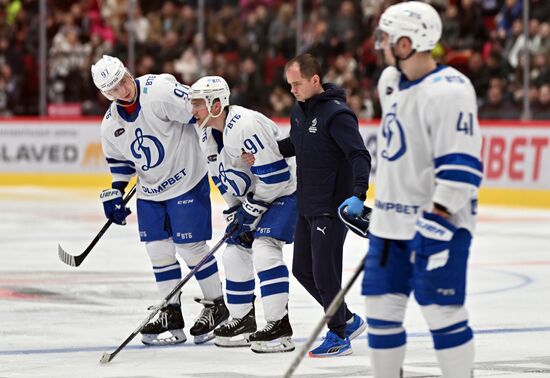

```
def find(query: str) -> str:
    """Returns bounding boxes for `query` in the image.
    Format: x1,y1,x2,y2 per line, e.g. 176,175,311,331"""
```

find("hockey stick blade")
57,185,137,267
99,352,113,364
98,230,234,364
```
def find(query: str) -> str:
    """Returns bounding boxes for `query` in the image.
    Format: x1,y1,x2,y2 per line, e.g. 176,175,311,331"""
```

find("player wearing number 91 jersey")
191,76,297,353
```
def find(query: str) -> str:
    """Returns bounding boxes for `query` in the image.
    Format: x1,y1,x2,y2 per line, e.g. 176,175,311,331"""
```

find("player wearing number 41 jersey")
363,2,483,378
91,55,228,347
190,76,296,354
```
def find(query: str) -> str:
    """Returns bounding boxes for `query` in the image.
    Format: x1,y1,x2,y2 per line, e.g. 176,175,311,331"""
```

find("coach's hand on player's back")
100,188,132,225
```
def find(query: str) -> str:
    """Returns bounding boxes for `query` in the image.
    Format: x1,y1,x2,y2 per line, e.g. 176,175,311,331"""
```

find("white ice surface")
0,187,549,377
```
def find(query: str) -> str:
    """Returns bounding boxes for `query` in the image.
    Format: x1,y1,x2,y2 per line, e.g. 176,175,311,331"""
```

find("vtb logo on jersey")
130,128,165,171
218,162,251,197
380,103,407,161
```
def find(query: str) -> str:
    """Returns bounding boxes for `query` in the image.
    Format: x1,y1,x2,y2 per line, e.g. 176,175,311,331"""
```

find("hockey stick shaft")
58,184,137,267
284,255,366,378
99,229,234,364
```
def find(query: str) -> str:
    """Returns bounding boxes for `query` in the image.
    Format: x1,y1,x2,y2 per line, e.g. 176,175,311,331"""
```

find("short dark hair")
285,53,322,81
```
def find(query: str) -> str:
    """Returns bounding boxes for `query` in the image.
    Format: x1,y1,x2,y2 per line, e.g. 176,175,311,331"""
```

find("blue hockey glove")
100,188,131,225
226,193,269,236
414,211,457,269
338,195,365,217
338,205,372,238
223,205,255,248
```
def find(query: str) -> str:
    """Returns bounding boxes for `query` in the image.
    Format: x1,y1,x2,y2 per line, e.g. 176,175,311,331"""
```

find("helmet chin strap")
391,45,416,72
198,104,225,128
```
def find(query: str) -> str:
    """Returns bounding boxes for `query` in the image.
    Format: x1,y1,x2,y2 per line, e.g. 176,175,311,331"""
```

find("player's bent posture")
91,55,228,346
190,76,296,353
364,3,482,377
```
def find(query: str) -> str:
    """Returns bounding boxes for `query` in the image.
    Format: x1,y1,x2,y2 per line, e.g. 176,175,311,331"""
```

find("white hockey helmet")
378,1,442,52
91,55,131,100
190,76,230,112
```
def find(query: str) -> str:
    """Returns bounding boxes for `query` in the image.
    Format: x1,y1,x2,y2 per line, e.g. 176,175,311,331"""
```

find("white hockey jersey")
198,105,295,207
100,74,207,201
370,65,483,239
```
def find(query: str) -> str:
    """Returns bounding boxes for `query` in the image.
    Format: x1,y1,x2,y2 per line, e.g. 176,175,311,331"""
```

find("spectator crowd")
0,0,549,119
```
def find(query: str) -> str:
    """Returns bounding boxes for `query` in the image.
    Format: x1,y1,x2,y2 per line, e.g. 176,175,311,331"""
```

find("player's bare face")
105,75,136,102
191,99,209,123
286,64,316,102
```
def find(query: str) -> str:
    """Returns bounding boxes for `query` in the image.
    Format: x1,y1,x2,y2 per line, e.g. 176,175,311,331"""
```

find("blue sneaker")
345,313,366,340
308,331,352,358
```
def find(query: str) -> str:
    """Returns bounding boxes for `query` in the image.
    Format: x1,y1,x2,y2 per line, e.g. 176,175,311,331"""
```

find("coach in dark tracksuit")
279,54,372,357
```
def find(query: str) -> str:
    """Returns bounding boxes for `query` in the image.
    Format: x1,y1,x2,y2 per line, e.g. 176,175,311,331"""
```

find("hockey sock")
146,240,181,304
223,244,255,319
432,324,474,378
367,321,406,378
257,264,289,321
176,242,223,300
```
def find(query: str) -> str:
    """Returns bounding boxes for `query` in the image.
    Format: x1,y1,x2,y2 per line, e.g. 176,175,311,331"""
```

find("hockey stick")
99,228,234,364
284,254,366,378
57,184,137,267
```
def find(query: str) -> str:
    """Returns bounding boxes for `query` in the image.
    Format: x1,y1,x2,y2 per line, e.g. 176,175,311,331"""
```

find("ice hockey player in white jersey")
190,76,297,353
361,2,483,377
90,55,229,346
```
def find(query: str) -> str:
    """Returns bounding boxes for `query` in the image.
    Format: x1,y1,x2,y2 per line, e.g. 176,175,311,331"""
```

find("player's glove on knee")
414,211,457,269
223,205,254,248
226,193,269,236
100,188,131,225
338,194,365,217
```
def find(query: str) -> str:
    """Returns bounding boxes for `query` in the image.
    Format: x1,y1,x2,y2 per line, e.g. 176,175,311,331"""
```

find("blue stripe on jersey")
250,159,288,175
226,279,255,292
106,157,135,166
110,166,137,175
257,265,289,282
434,153,483,172
258,171,291,184
212,176,228,194
437,170,482,187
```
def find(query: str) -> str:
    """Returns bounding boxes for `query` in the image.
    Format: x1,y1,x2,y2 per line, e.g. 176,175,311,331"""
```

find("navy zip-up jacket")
278,83,371,216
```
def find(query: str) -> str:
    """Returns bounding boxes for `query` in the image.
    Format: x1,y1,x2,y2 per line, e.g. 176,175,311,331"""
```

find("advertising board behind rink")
0,120,549,206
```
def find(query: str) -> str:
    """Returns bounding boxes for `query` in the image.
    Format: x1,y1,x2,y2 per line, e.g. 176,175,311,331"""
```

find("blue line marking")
1,326,549,356
469,268,533,296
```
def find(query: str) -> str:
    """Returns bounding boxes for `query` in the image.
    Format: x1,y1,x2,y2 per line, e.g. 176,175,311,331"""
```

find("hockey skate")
141,304,186,346
214,305,257,347
189,297,229,344
249,313,295,353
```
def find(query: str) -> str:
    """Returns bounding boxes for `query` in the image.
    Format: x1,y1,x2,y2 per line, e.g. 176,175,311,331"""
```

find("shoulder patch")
386,86,393,95
207,154,217,162
114,128,125,137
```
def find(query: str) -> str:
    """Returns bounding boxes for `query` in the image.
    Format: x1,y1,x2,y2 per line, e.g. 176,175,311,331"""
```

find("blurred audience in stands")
0,0,549,119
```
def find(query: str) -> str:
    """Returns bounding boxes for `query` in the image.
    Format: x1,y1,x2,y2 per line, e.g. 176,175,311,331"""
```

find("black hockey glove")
338,205,372,238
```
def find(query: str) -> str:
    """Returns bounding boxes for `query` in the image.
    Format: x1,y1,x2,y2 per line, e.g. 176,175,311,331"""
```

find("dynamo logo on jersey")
218,162,251,197
380,103,407,161
130,128,165,171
